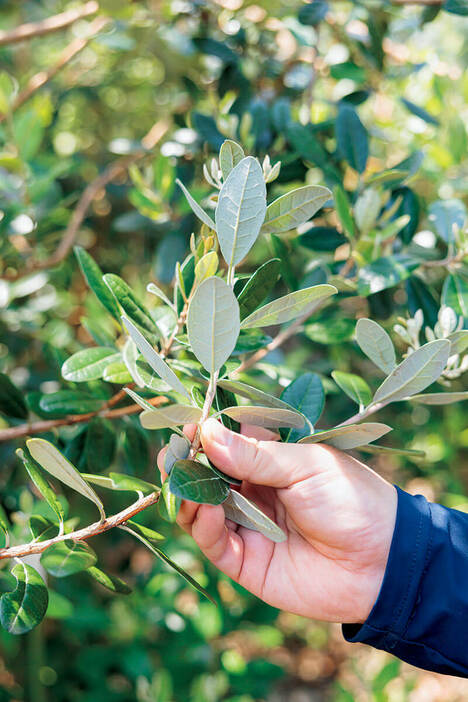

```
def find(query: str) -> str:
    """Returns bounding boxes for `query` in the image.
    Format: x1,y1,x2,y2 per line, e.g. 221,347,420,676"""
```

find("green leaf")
27,439,106,520
82,472,157,493
74,247,121,321
121,524,215,603
16,449,65,525
124,387,159,412
206,458,242,486
46,591,74,619
187,277,240,373
124,520,165,542
0,373,28,419
215,156,267,268
222,490,286,543
298,226,347,252
300,423,392,449
28,515,57,542
61,348,120,382
409,392,468,405
102,360,133,384
405,277,438,327
444,0,468,15
221,405,305,430
373,340,450,404
122,424,149,474
332,371,372,408
401,98,439,126
38,390,102,418
448,330,468,356
159,478,181,523
86,567,132,594
355,318,396,375
122,337,144,387
428,199,466,242
359,445,425,458
336,104,368,173
0,562,48,635
169,459,230,505
217,379,293,411
140,404,202,429
103,274,159,342
237,259,281,320
122,316,191,399
41,540,97,578
219,139,245,180
175,179,216,230
280,373,324,442
147,282,175,309
175,254,195,315
164,433,191,474
85,417,117,473
442,273,468,317
195,252,219,283
357,255,419,296
261,185,331,234
333,185,355,239
241,284,337,329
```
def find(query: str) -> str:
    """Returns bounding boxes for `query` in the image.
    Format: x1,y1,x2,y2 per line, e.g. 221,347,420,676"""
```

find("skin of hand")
157,418,398,624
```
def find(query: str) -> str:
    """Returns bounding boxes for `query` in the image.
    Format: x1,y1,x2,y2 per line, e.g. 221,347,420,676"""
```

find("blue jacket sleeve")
342,485,468,677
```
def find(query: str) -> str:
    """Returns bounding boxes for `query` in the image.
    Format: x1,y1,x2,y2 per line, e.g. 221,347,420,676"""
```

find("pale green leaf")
16,449,64,526
221,405,305,429
81,472,157,493
26,439,105,520
124,387,159,412
408,392,468,405
122,337,145,387
159,478,181,523
215,156,267,267
373,340,450,404
222,490,286,543
187,276,240,373
61,348,120,382
219,139,245,180
0,562,48,635
195,252,218,282
355,318,396,375
176,179,216,230
140,404,202,430
299,423,392,449
122,316,190,399
331,371,372,407
217,379,292,410
241,284,337,329
448,330,468,356
261,185,331,234
147,282,175,309
164,433,191,474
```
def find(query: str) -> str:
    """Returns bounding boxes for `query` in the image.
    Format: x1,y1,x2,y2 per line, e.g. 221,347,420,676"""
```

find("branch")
0,16,110,124
0,394,166,443
0,491,160,560
0,2,100,47
337,401,389,427
1,119,169,281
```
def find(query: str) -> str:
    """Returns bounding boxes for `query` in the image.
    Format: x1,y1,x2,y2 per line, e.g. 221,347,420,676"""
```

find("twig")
0,2,100,47
0,16,110,124
190,370,219,457
0,490,160,560
1,120,169,281
337,401,388,427
0,395,166,443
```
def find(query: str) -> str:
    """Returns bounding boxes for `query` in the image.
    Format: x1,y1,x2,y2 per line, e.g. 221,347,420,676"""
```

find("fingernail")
202,418,233,446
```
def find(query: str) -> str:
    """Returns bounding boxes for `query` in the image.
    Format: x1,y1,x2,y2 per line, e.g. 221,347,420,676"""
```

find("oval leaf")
219,139,245,180
261,185,331,234
409,392,468,405
215,156,267,267
336,104,368,174
241,284,337,329
221,406,305,429
74,247,121,321
299,423,392,449
373,340,450,404
355,318,396,375
222,490,286,543
187,276,240,373
237,258,281,320
62,348,120,383
16,449,64,526
41,540,97,578
331,371,372,408
38,391,102,418
26,439,105,520
176,178,216,230
280,372,324,442
0,562,48,635
169,459,230,505
218,379,292,411
122,316,190,399
140,404,202,430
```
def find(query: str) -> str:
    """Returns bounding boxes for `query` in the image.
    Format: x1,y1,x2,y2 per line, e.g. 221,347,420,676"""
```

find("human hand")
157,418,397,624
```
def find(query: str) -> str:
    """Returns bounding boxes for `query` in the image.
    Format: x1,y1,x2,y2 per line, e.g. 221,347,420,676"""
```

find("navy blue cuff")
342,485,431,650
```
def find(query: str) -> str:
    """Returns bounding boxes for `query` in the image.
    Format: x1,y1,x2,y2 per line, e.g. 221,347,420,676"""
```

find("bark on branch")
0,1,100,47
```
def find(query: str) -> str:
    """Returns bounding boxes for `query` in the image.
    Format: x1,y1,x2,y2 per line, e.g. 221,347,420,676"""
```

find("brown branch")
0,395,166,443
2,120,169,281
0,2,100,47
0,491,160,560
0,16,110,124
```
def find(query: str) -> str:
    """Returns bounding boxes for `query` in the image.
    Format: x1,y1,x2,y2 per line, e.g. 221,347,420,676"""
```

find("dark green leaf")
391,187,420,244
333,186,355,239
28,515,57,542
405,277,439,327
401,98,439,126
357,255,419,296
74,247,121,321
38,390,102,418
85,417,117,473
0,562,48,635
237,259,281,319
169,459,230,505
280,373,324,442
442,273,468,317
214,385,240,433
299,226,347,252
298,1,328,25
444,0,468,15
336,104,368,173
0,373,28,419
41,540,97,578
103,274,159,343
122,424,149,474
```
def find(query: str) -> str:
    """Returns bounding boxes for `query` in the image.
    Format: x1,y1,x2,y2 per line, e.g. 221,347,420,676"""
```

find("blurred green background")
0,1,467,700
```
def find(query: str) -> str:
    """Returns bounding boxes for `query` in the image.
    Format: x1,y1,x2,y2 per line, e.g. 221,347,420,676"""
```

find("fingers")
190,503,244,580
240,423,279,441
201,418,330,488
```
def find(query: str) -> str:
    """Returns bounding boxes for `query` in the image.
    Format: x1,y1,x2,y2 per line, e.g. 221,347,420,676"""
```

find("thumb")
201,418,326,488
